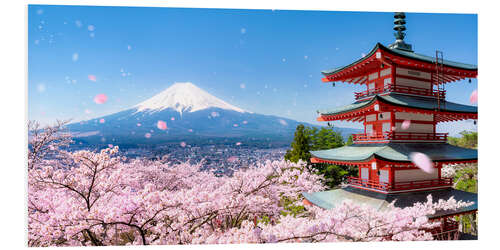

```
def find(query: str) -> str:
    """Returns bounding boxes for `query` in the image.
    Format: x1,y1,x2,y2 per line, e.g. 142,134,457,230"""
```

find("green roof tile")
318,93,477,116
310,143,477,162
322,43,477,76
303,187,477,218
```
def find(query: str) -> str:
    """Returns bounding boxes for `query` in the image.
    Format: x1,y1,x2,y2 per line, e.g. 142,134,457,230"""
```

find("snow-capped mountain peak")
134,82,246,114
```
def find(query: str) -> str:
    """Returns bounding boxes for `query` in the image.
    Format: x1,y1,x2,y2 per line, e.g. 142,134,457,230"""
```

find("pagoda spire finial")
388,12,413,52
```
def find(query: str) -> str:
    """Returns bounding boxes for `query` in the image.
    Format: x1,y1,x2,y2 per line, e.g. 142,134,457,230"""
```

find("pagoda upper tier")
317,92,477,123
321,43,477,86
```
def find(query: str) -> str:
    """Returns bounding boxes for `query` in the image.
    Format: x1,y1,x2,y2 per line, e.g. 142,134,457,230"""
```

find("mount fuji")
67,82,358,146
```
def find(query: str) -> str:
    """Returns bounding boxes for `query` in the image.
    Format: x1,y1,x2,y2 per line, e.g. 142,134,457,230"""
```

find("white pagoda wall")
394,112,435,133
395,67,432,90
394,169,438,182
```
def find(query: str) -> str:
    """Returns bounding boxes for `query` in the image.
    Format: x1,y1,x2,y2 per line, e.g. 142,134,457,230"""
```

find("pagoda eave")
311,156,477,167
317,94,477,123
321,43,477,85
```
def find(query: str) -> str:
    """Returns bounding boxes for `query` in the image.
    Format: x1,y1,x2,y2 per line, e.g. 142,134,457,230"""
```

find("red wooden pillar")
390,166,395,189
391,65,396,87
437,162,442,180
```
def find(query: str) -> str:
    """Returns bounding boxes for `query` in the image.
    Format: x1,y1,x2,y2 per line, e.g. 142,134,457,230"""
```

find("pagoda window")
361,168,369,180
365,124,373,135
382,122,391,133
379,169,389,183
380,68,391,77
366,114,376,122
368,72,379,81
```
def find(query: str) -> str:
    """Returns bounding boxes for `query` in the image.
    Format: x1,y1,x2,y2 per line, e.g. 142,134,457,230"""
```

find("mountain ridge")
67,82,360,146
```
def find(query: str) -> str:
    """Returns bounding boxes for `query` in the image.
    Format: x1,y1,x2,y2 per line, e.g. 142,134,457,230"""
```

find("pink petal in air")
99,118,105,124
157,120,167,130
144,133,151,139
410,152,434,174
401,120,411,130
88,75,97,82
470,89,478,104
93,94,108,104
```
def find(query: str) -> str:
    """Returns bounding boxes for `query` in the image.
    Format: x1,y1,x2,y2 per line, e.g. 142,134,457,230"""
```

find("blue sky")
28,5,478,134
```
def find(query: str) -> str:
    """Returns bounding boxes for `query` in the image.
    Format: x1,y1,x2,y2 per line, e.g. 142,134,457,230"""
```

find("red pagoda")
303,12,477,240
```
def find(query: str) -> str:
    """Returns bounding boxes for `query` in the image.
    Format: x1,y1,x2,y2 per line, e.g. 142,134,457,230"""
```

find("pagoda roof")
310,142,477,164
302,187,477,219
321,43,477,84
317,93,477,120
322,43,477,76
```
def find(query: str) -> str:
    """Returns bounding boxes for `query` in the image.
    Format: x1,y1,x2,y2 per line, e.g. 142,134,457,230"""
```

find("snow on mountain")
134,82,247,115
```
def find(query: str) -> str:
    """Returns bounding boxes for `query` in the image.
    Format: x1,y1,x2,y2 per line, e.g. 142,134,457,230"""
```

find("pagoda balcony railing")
352,131,448,143
354,84,446,100
347,176,453,192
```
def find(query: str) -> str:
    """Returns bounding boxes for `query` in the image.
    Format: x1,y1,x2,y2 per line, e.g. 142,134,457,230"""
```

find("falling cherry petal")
108,144,113,148
93,94,108,104
278,119,288,126
136,123,141,127
401,120,411,130
470,89,478,104
99,119,105,124
157,120,167,130
236,142,242,146
144,133,151,138
410,152,434,174
88,75,97,82
171,117,175,121
180,142,187,147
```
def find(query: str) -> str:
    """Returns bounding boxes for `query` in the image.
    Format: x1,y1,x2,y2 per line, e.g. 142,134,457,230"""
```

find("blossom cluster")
27,122,473,246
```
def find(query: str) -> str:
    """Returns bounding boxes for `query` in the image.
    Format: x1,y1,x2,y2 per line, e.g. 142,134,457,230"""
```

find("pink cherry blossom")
93,94,108,104
136,123,142,127
144,133,151,138
157,120,167,130
401,120,411,130
180,142,187,147
171,117,175,121
27,121,474,246
236,142,242,146
88,75,97,82
410,152,434,174
469,89,478,104
108,144,114,148
227,156,239,163
99,118,105,124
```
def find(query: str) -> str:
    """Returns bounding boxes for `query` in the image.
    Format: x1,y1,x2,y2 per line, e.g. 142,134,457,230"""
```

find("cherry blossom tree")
28,120,72,170
28,121,473,246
